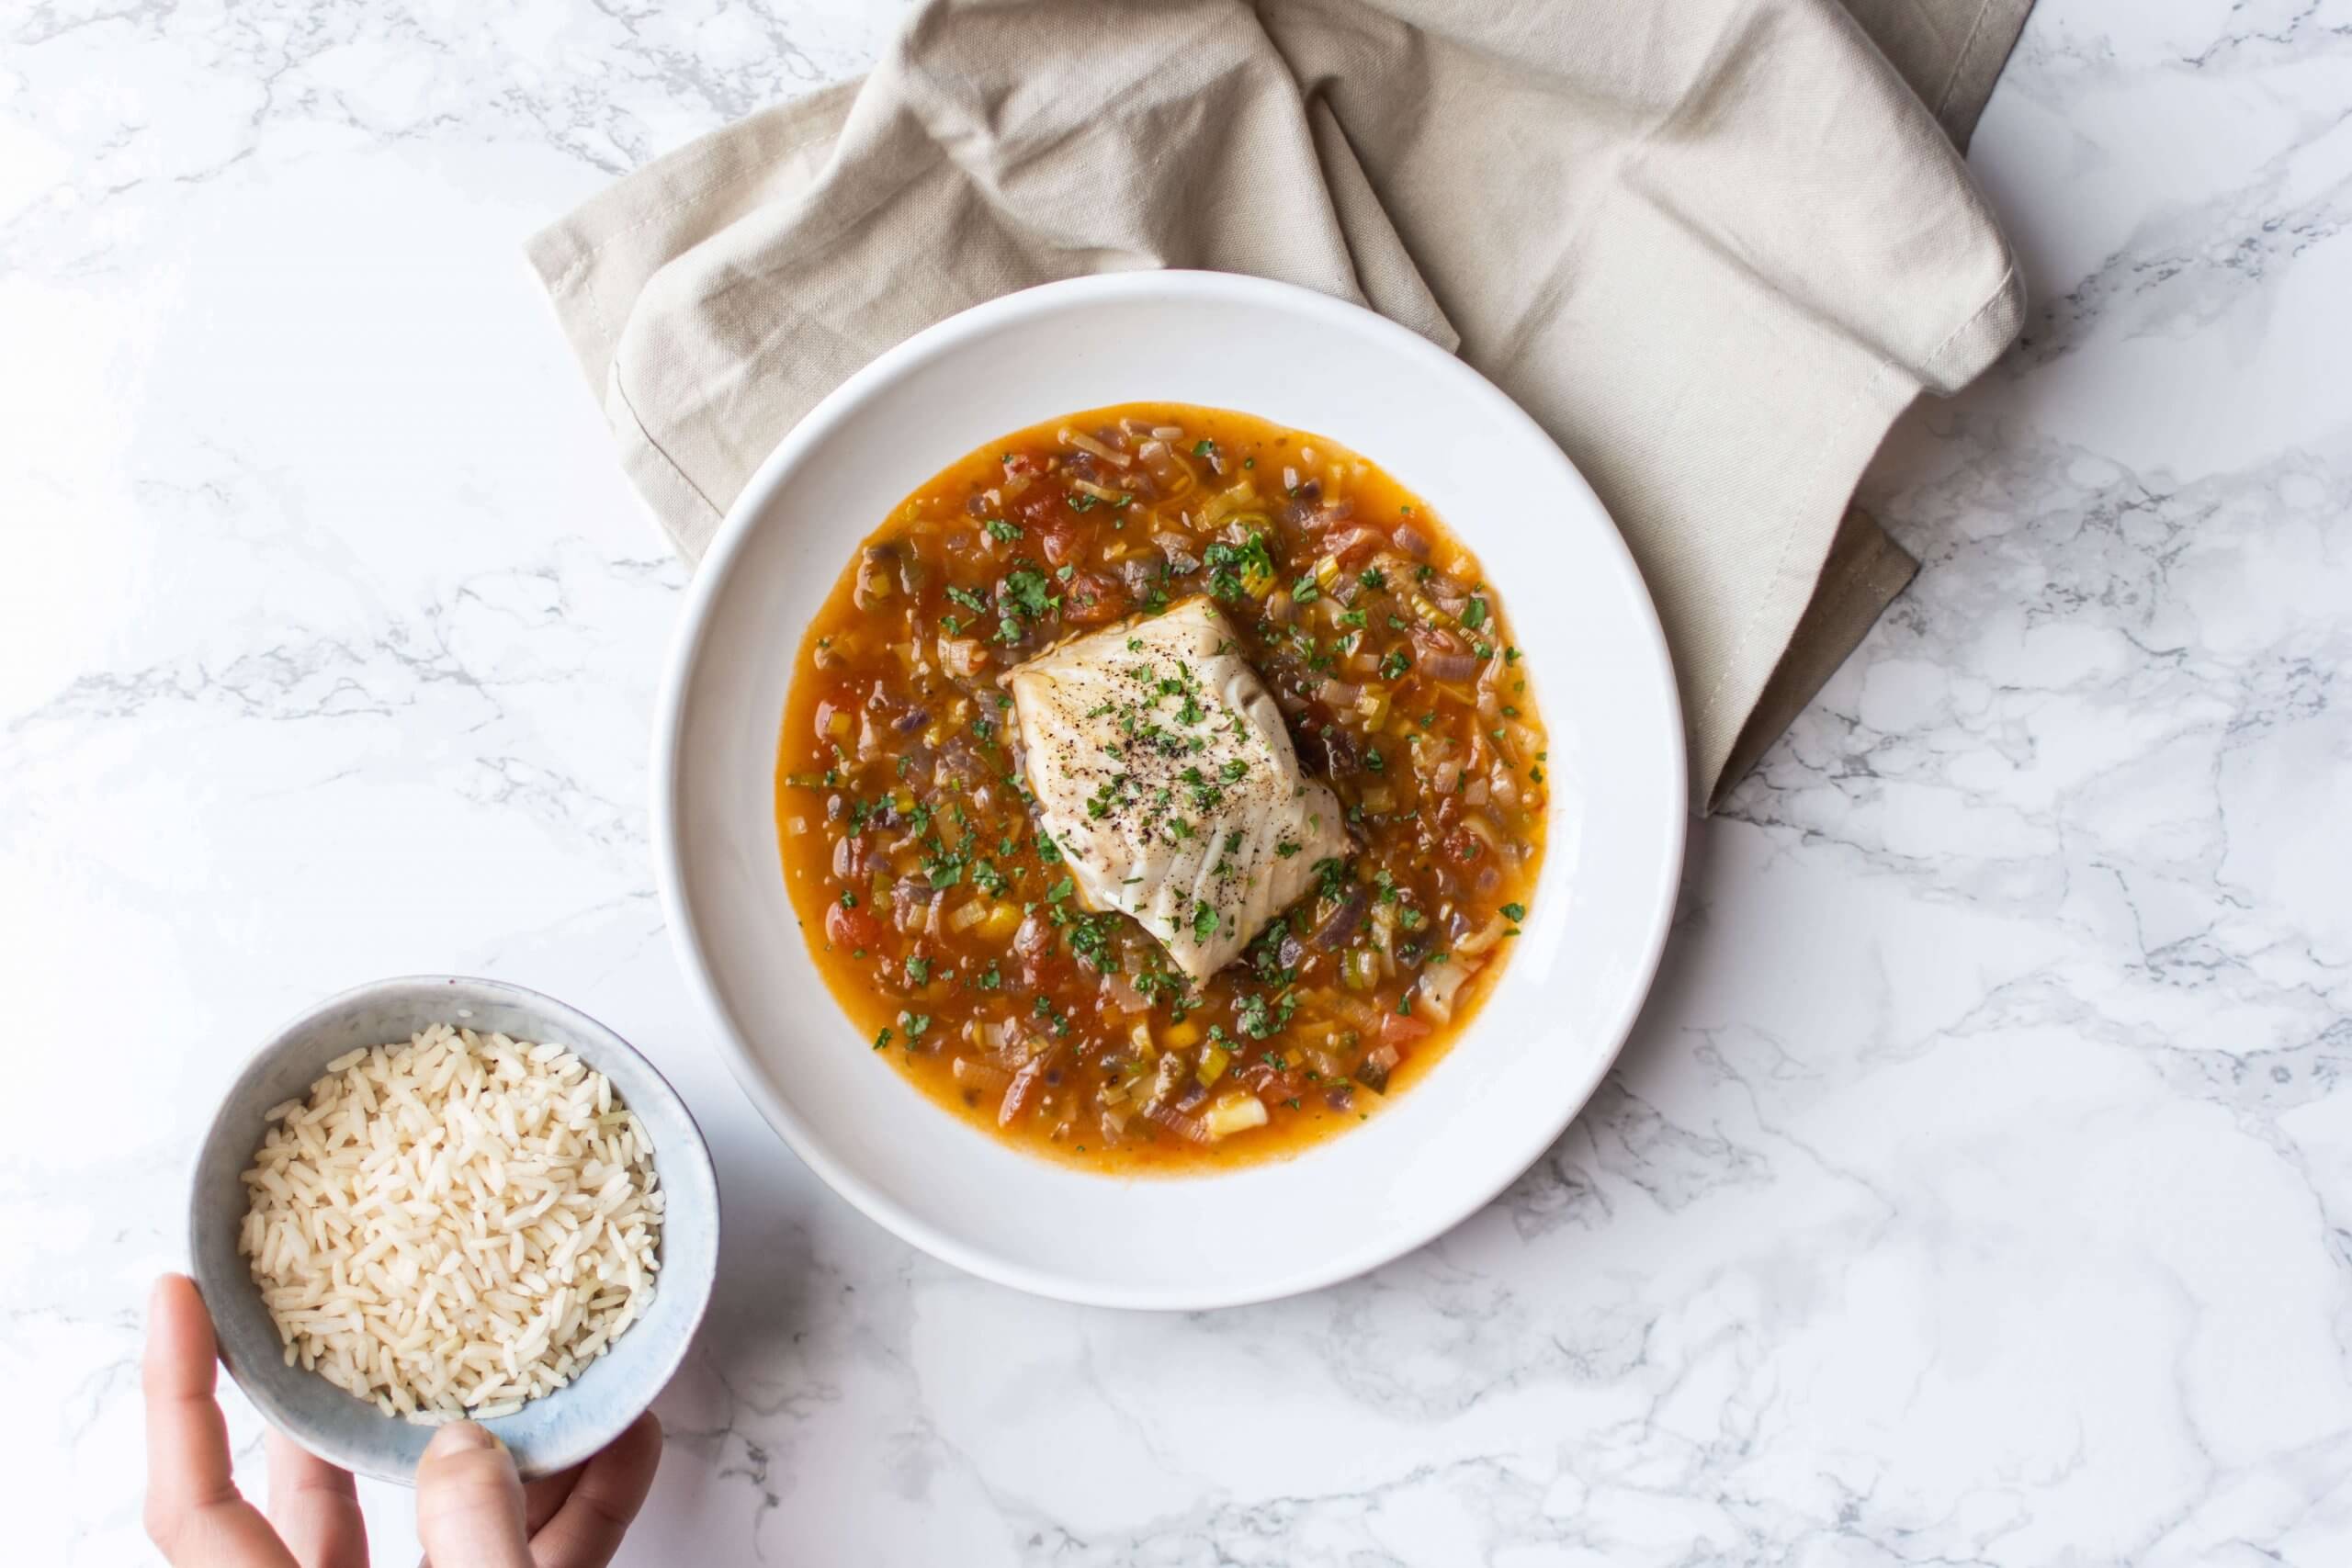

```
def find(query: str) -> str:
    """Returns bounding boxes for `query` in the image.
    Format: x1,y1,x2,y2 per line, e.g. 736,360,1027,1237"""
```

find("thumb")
414,1422,535,1568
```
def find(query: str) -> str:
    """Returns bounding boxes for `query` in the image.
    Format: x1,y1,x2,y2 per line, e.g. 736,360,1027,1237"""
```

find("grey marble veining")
6,0,2349,1562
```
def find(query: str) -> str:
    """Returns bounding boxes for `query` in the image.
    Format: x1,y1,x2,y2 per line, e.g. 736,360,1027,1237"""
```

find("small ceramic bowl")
187,976,719,1483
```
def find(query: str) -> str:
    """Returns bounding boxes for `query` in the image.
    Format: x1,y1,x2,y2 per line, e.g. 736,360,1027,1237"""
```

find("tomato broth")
775,404,1548,1173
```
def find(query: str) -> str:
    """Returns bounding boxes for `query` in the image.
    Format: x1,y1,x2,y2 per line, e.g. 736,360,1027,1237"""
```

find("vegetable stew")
775,404,1547,1173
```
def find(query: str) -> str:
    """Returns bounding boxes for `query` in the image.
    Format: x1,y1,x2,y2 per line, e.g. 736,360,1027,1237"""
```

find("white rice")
239,1023,664,1424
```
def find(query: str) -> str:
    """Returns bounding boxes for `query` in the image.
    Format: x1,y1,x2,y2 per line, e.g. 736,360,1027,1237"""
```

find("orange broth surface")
775,403,1548,1173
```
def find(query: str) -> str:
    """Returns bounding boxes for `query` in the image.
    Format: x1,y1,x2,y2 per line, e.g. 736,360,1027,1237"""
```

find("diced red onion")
1421,650,1481,682
998,1056,1048,1125
1059,427,1131,468
1142,1100,1213,1144
1153,532,1202,572
1312,882,1372,950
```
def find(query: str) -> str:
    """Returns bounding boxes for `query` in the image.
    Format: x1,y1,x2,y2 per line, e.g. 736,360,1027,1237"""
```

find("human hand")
142,1274,663,1566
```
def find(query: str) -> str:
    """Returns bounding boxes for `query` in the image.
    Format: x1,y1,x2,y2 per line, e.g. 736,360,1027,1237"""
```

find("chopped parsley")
1002,567,1057,620
1235,991,1293,1040
1070,912,1121,972
984,519,1022,542
1203,534,1276,602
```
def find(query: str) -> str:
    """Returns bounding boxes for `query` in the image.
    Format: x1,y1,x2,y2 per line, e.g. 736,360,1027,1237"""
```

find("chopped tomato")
1039,524,1082,568
1380,1011,1434,1048
824,902,882,951
1061,571,1129,625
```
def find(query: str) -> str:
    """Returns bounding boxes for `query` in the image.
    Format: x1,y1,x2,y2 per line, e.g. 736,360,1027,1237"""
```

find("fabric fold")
531,0,2032,807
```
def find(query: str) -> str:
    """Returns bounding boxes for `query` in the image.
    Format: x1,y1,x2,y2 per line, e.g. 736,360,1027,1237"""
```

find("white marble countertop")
9,1,2349,1562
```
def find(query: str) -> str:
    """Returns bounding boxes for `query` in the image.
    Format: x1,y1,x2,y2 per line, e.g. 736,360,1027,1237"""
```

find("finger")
141,1274,300,1568
530,1413,662,1568
414,1421,535,1568
523,1466,582,1536
266,1430,366,1568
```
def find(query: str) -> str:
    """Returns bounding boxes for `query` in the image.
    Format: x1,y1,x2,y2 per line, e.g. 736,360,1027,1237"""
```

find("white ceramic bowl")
654,271,1683,1309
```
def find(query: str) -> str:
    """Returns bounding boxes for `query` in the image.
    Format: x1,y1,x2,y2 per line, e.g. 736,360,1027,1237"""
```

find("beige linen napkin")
530,0,2030,808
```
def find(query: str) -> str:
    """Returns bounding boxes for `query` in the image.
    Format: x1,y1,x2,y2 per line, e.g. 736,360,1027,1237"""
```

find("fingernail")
424,1420,501,1456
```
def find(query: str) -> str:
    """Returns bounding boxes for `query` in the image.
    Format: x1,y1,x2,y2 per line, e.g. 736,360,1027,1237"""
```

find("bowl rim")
186,974,720,1482
652,268,1685,1309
